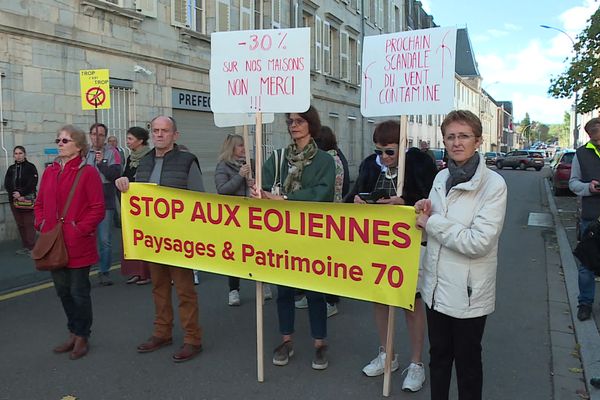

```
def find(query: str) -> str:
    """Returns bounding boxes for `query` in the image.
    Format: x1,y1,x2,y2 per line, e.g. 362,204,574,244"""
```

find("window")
363,0,370,20
100,0,123,5
240,0,253,29
323,21,331,75
271,0,281,28
99,84,137,151
254,0,263,28
427,115,432,125
340,32,349,82
315,15,322,72
216,0,230,31
135,0,158,17
394,4,402,31
355,0,361,13
172,0,205,33
331,25,339,78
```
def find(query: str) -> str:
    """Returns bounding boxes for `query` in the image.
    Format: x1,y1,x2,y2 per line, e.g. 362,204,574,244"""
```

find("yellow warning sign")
80,69,111,110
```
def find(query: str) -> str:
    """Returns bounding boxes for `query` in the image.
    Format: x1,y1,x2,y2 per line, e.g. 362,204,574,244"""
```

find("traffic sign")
80,69,111,110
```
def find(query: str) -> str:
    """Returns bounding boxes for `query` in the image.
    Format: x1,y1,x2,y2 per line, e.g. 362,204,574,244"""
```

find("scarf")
283,138,318,194
446,152,480,194
129,145,151,169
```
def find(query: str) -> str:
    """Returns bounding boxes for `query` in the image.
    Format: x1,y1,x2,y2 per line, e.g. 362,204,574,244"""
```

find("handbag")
573,218,600,275
271,149,285,196
13,193,35,209
31,168,84,271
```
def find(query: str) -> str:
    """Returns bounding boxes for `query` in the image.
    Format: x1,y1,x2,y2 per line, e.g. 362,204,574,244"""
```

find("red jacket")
34,157,105,268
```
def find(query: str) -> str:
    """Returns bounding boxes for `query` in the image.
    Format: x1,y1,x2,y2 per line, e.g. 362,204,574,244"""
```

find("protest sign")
80,69,111,111
210,27,311,113
122,183,422,310
360,27,457,117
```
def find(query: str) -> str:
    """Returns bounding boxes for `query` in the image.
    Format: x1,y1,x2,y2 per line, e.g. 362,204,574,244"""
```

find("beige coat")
421,154,507,319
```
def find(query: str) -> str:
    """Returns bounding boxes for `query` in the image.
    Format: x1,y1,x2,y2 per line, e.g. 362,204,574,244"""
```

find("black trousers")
426,306,487,400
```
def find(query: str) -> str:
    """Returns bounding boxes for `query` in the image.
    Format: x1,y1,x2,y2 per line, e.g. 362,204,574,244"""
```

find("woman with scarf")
415,110,507,400
120,126,152,285
4,146,38,255
251,105,335,370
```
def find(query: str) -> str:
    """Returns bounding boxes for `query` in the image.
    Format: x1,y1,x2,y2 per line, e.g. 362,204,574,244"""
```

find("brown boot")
69,336,89,360
53,333,76,353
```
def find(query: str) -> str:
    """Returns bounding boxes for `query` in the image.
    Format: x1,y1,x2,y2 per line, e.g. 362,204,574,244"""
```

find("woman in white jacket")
415,110,507,400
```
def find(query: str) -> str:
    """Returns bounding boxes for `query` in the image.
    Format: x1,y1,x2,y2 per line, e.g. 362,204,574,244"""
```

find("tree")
548,7,600,113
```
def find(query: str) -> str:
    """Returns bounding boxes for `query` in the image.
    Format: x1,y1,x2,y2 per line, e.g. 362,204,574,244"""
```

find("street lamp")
521,123,535,147
540,24,579,149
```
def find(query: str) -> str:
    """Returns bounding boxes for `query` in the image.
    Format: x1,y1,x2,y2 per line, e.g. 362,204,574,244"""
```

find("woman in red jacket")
34,125,105,360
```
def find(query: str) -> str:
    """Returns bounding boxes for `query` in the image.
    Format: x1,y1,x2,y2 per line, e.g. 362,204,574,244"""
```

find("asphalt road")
0,166,572,400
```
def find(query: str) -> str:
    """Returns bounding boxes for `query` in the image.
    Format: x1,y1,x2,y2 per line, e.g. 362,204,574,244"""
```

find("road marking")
0,264,121,302
528,212,553,228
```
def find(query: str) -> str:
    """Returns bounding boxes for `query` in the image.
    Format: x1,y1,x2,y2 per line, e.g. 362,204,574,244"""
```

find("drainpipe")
0,71,8,170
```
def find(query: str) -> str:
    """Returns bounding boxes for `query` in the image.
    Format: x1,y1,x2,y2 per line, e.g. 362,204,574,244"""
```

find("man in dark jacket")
85,123,122,286
116,116,204,363
569,117,600,321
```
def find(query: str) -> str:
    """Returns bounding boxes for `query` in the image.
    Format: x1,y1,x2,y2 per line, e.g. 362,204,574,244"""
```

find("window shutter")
272,0,281,28
340,31,349,81
240,0,253,29
217,0,231,31
357,39,361,86
323,21,331,75
315,15,322,73
171,0,189,27
135,0,157,17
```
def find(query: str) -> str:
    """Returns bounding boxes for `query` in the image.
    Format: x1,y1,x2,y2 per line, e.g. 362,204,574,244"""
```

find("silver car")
496,150,544,171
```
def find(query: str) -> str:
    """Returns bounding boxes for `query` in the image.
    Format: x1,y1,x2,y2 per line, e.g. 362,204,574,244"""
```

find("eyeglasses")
374,148,397,156
444,134,476,143
55,138,74,144
286,118,307,127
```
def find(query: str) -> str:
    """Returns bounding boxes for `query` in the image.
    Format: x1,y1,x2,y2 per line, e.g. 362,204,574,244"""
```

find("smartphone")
594,184,600,190
358,191,390,203
358,192,373,203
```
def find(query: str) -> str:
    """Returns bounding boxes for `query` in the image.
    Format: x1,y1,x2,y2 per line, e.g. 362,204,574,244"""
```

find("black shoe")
577,304,592,321
98,272,113,287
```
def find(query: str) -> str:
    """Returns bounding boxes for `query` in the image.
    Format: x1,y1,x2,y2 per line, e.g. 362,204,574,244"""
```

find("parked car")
550,150,576,196
484,152,502,165
430,148,447,171
496,150,545,171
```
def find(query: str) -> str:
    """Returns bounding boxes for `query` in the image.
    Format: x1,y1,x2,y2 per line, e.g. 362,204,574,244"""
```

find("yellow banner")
80,69,111,110
122,184,422,310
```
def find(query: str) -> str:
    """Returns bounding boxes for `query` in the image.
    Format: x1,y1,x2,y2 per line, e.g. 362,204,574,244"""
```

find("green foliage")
548,7,600,113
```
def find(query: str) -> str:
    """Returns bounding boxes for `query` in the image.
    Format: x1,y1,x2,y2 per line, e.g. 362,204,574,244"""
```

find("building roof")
455,28,480,77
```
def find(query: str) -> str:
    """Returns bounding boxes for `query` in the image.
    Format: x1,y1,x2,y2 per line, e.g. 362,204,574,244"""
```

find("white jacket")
421,154,507,319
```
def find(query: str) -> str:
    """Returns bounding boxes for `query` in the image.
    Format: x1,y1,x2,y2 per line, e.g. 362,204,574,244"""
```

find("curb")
546,178,600,399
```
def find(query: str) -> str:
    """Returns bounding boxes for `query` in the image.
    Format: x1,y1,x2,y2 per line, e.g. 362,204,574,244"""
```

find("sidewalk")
0,226,122,295
546,179,600,399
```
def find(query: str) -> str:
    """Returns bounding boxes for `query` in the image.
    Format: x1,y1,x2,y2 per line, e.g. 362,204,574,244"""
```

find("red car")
550,150,575,196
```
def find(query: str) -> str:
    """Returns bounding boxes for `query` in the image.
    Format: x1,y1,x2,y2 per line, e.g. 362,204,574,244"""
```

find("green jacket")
261,148,335,202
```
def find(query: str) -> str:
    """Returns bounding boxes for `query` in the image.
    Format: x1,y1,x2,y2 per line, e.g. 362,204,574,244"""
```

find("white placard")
210,27,311,113
360,27,457,117
213,113,275,128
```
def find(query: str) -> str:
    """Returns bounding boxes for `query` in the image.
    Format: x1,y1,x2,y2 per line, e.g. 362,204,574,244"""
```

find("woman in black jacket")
4,146,38,255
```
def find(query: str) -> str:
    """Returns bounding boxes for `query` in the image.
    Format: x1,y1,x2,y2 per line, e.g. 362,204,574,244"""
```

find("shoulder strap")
273,149,280,185
60,167,84,221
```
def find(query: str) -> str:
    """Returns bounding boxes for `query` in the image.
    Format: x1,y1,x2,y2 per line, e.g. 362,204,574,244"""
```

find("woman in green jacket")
252,105,335,370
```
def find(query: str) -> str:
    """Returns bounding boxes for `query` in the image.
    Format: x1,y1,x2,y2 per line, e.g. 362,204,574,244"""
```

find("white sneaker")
263,284,272,300
326,303,338,318
228,289,240,306
295,296,308,309
401,362,425,392
362,347,399,377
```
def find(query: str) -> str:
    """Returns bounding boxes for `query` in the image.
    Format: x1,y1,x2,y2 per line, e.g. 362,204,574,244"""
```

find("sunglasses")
374,148,396,156
55,138,74,144
286,118,307,127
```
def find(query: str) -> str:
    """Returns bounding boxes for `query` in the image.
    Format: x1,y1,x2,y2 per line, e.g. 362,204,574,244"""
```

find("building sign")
172,89,212,112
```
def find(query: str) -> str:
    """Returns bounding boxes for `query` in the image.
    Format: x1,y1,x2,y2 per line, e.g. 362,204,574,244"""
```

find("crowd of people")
5,108,514,399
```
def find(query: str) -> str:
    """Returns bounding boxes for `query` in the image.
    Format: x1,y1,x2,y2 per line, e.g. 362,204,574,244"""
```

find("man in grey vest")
569,117,600,321
86,123,122,286
115,115,204,363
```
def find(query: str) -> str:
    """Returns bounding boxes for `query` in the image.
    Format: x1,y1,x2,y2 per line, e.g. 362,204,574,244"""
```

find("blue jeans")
96,210,114,274
52,267,93,337
276,285,327,339
578,219,596,306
